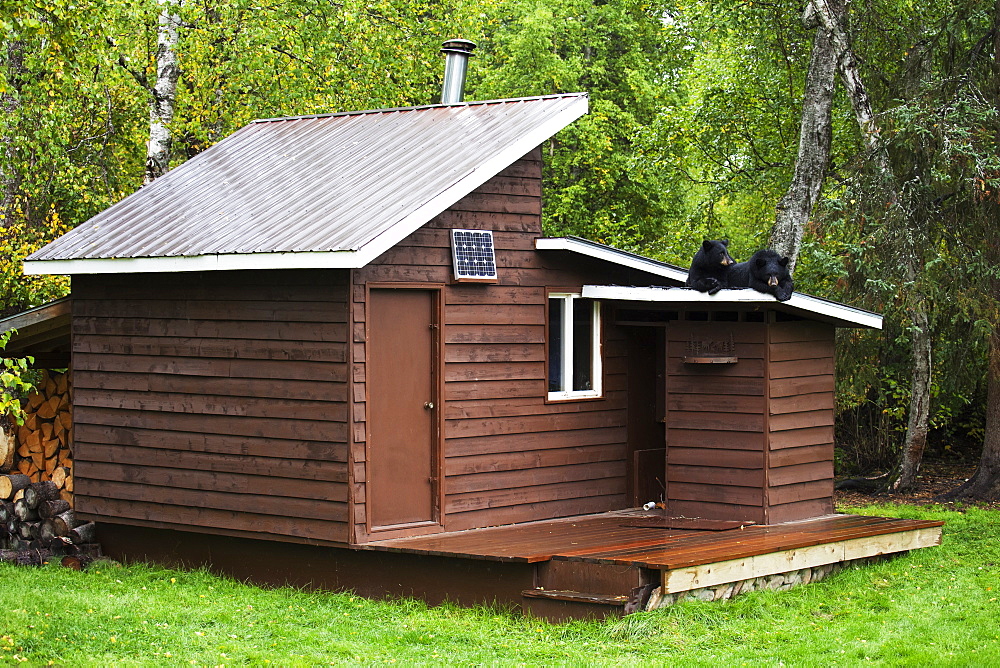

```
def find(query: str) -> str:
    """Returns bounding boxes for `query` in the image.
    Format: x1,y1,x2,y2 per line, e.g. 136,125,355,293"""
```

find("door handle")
424,402,435,410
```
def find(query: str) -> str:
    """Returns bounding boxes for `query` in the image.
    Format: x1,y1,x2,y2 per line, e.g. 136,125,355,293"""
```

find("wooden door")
367,288,440,531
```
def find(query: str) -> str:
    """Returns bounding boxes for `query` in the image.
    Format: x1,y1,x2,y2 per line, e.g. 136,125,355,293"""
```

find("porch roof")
0,297,71,367
582,284,883,329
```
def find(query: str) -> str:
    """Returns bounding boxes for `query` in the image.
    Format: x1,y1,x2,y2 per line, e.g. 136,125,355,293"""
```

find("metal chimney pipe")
440,39,476,104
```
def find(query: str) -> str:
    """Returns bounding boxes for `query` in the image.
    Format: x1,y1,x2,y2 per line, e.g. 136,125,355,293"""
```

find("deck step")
521,588,630,622
522,588,629,606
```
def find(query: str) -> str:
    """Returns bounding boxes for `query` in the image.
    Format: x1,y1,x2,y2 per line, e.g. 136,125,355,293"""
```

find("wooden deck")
365,510,944,619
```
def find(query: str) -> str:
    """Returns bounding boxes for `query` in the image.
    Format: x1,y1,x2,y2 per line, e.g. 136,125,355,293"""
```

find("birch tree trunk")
145,0,181,184
1,38,26,229
809,0,892,180
768,3,838,272
811,0,933,491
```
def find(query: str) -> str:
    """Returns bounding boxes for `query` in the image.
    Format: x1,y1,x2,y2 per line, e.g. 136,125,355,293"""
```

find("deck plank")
365,511,943,572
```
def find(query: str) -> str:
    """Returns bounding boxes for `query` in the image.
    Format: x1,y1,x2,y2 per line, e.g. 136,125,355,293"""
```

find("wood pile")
0,370,74,502
0,476,100,566
0,370,97,567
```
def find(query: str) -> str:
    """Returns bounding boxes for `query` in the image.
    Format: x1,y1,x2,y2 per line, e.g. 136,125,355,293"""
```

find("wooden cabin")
15,93,941,618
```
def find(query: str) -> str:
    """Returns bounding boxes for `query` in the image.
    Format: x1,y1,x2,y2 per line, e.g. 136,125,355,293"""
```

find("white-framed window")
547,293,602,400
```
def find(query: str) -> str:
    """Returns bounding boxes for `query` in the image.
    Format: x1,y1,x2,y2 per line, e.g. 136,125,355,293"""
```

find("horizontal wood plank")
445,444,625,476
73,317,348,342
768,479,833,505
75,496,347,543
768,443,833,468
74,298,345,322
769,410,835,432
75,389,348,422
666,376,765,397
667,447,763,469
78,443,348,482
445,461,626,495
666,411,764,433
667,481,764,506
444,343,544,364
77,461,347,503
446,410,625,438
768,321,835,344
445,324,545,345
769,426,834,449
444,427,628,457
769,357,835,379
446,477,625,514
767,461,833,487
665,464,765,488
444,379,546,401
768,339,835,362
76,478,349,522
75,425,348,462
74,353,347,382
74,335,345,362
666,394,765,414
74,371,345,402
769,375,834,398
769,392,834,415
75,406,348,442
666,429,764,450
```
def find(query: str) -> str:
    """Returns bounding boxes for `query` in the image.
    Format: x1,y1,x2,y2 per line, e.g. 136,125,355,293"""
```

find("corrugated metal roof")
26,94,588,273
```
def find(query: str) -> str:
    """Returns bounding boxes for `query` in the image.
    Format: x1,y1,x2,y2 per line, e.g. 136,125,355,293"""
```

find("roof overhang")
535,237,688,283
581,285,882,329
0,297,72,367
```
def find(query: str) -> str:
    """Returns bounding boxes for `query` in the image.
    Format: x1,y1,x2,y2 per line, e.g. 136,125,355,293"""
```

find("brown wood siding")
766,321,836,522
351,149,643,542
663,319,837,525
71,269,351,545
664,322,769,524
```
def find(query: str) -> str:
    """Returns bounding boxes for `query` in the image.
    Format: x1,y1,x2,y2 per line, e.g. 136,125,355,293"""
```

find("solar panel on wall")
450,229,498,282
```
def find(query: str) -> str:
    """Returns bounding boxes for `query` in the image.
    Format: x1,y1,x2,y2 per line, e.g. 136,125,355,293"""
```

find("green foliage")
0,330,33,424
0,0,137,314
820,6,1000,469
0,0,996,468
0,506,996,664
471,0,695,258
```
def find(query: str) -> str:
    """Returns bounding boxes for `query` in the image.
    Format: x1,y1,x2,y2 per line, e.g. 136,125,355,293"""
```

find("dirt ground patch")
834,461,1000,510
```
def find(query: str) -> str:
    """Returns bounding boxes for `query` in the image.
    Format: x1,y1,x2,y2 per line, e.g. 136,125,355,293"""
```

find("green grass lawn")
1,505,998,667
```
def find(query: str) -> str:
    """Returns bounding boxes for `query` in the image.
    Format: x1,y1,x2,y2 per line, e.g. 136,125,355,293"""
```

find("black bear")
728,249,794,301
685,239,735,295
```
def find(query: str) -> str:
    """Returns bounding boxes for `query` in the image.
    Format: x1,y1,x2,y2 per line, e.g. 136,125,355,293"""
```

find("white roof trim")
581,285,883,329
24,95,590,276
23,250,364,275
535,237,688,282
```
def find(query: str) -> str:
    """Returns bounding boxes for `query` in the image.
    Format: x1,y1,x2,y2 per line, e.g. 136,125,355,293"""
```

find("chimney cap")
441,39,477,56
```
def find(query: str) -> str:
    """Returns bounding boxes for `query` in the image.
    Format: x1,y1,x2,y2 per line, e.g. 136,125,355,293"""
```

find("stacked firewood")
0,370,97,567
1,370,74,501
0,476,99,567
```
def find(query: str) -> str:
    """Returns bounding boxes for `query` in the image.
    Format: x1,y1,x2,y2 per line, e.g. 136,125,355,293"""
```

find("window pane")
548,298,564,392
572,298,594,391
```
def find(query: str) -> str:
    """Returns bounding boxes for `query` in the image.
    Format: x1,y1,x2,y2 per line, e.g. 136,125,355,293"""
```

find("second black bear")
728,249,794,301
685,239,735,295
